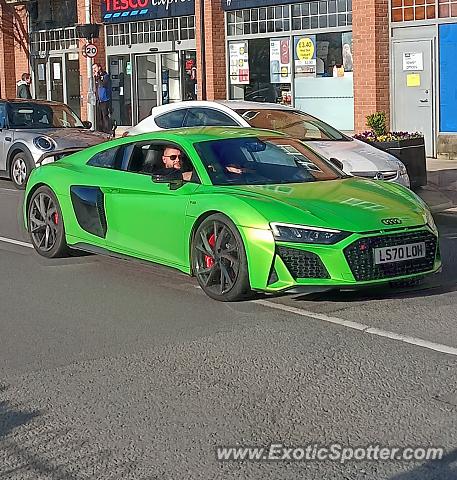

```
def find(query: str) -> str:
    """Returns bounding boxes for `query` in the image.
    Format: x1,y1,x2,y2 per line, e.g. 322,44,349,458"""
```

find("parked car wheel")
27,186,69,258
10,152,33,189
192,214,252,302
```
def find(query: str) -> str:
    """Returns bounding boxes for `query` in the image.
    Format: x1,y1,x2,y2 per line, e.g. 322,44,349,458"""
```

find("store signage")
222,0,303,10
102,0,195,23
229,42,250,85
294,35,316,77
270,38,291,84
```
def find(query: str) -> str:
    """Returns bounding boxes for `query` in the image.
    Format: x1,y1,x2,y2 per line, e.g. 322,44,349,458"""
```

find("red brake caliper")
205,233,216,268
52,212,59,225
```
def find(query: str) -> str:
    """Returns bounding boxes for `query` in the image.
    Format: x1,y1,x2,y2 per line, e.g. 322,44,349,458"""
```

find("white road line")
0,236,33,249
0,188,19,193
256,299,457,357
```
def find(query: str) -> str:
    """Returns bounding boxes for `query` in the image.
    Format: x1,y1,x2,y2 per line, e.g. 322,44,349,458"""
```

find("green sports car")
24,127,441,301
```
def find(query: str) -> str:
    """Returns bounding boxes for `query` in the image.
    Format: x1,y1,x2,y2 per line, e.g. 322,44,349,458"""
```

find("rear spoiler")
36,148,84,166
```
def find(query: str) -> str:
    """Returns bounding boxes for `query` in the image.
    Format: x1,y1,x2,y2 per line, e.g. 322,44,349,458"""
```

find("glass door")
50,56,64,103
109,55,133,126
135,54,159,123
33,59,48,100
65,53,81,117
160,52,181,105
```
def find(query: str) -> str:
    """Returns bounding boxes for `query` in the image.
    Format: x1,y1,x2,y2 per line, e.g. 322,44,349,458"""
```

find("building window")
391,0,436,21
227,5,290,36
30,27,78,53
291,0,352,29
106,16,195,47
227,1,352,37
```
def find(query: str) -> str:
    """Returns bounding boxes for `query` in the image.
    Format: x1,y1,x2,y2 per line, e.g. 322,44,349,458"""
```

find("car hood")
220,178,428,233
305,138,400,173
12,128,109,148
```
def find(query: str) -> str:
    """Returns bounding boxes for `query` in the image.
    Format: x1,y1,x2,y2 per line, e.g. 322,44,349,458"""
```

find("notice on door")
406,73,421,87
403,52,423,71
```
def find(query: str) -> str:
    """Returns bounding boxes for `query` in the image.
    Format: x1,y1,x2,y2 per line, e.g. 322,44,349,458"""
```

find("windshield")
194,137,341,186
235,109,347,141
7,102,84,129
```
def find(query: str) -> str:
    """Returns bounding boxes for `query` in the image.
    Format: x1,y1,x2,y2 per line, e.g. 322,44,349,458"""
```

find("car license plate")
374,242,426,265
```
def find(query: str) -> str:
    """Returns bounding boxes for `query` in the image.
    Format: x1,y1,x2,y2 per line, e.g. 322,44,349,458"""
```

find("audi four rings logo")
381,218,403,225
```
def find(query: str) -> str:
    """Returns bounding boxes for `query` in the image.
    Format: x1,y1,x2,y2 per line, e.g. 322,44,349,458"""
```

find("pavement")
1,178,457,479
422,158,457,214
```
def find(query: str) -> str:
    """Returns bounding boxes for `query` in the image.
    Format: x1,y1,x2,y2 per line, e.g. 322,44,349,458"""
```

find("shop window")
293,31,354,131
229,38,292,105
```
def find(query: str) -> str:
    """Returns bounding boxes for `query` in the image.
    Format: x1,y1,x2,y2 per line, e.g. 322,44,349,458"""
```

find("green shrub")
366,112,387,137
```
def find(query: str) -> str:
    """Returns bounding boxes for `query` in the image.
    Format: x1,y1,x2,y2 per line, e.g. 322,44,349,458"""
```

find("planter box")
368,137,427,189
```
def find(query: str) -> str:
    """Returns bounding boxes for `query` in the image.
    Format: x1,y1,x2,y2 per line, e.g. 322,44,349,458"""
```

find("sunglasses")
164,154,182,161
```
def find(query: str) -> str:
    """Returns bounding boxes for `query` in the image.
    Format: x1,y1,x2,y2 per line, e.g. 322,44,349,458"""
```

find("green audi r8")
24,127,440,301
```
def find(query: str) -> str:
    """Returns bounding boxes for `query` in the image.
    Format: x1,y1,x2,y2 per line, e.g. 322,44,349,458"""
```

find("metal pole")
85,0,96,128
199,0,206,100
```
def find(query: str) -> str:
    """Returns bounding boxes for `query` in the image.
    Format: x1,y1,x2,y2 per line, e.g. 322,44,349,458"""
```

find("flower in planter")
354,112,424,142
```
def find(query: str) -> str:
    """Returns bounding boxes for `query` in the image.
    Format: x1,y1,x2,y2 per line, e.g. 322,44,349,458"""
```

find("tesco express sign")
102,0,194,22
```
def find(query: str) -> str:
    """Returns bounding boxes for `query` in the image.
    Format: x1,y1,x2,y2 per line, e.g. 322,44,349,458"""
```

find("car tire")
192,213,253,302
10,152,34,190
27,186,69,258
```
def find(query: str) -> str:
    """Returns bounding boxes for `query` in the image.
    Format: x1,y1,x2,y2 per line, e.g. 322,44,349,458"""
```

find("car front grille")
351,171,398,181
343,230,437,282
277,246,330,280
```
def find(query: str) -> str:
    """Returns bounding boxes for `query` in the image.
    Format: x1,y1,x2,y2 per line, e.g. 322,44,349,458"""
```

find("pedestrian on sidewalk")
16,73,32,99
92,63,112,134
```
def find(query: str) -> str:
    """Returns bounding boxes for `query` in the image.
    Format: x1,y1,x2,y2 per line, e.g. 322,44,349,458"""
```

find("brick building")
0,0,455,157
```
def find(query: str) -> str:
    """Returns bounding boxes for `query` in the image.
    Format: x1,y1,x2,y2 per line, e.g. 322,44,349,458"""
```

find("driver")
159,147,194,182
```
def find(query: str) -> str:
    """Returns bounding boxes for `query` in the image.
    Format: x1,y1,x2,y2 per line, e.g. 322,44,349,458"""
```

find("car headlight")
395,160,408,176
270,222,350,245
425,209,437,233
33,136,55,151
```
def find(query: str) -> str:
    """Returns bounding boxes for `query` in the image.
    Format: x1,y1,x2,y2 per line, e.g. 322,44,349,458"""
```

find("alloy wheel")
194,220,240,296
29,192,60,252
12,158,28,186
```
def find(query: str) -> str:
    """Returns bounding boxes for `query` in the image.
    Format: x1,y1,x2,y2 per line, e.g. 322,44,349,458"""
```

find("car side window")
87,146,123,169
155,109,188,129
0,103,7,129
125,142,200,183
184,108,239,127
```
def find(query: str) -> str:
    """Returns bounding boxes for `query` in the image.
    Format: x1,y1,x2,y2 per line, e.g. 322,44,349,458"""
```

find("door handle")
419,99,429,103
105,187,121,194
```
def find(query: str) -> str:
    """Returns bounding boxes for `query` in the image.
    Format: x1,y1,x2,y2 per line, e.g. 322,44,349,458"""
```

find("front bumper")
242,225,441,293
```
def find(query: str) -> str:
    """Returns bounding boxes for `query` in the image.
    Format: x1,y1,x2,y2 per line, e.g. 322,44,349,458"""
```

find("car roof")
124,126,286,143
215,100,298,112
148,100,297,117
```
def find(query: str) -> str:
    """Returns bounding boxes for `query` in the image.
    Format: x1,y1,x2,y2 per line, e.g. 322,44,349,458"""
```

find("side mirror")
82,120,92,129
152,170,184,190
329,157,344,171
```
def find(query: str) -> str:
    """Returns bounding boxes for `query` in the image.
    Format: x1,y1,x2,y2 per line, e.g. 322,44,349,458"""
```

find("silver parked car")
0,99,110,189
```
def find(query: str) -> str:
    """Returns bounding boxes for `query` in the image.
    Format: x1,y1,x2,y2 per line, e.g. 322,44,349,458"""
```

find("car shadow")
389,449,457,479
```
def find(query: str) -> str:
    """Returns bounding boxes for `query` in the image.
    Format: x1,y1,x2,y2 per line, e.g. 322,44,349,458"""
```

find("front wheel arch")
189,210,224,275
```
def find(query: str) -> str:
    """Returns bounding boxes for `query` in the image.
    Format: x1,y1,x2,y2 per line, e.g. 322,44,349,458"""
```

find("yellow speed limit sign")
296,38,315,60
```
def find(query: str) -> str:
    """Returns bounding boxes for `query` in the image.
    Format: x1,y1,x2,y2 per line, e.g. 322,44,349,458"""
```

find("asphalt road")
1,178,457,480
